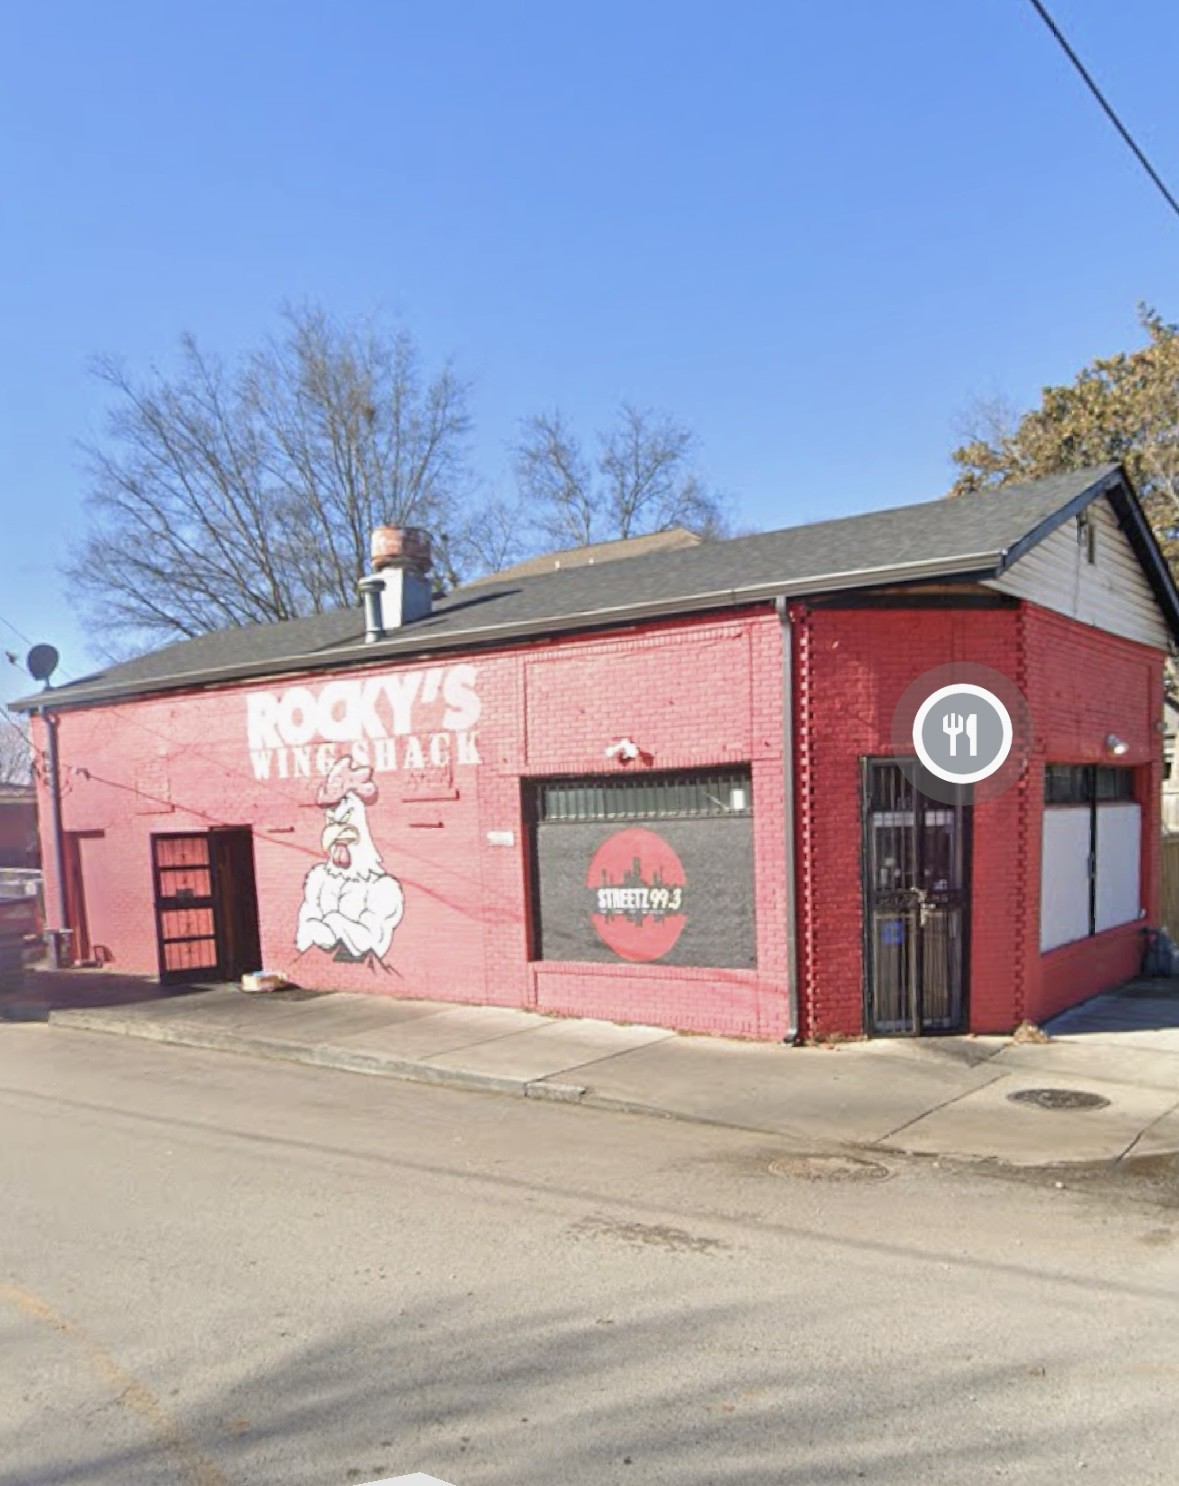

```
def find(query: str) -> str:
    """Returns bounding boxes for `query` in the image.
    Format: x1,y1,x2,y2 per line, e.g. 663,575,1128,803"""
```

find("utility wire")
0,614,353,823
2,610,91,691
1025,0,1179,223
0,611,36,651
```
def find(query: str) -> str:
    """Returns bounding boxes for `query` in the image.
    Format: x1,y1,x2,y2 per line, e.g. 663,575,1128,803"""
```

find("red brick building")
16,465,1179,1038
0,784,38,870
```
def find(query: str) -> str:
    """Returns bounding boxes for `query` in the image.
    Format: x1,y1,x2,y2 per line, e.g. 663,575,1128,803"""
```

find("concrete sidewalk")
6,968,1179,1167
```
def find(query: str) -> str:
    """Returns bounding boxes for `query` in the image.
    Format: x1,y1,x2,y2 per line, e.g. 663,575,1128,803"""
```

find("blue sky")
3,0,1179,707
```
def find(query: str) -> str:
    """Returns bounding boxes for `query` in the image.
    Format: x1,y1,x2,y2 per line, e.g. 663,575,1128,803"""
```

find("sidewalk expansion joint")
870,1069,1011,1147
1114,1094,1179,1164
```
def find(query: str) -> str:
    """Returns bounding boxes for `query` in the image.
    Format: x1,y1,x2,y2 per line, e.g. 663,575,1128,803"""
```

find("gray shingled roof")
16,464,1177,712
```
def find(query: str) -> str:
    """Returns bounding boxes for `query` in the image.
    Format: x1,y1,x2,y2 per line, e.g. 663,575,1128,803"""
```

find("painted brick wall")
792,599,1165,1039
793,603,1026,1039
31,592,1159,1041
31,610,791,1038
1021,603,1163,1023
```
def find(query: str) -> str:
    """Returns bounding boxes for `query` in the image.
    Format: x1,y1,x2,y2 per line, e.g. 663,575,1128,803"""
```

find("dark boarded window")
528,768,756,969
1044,765,1135,806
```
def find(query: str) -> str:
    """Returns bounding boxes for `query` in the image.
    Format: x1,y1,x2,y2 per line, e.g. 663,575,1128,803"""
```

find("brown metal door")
152,833,220,982
210,828,262,981
862,760,970,1034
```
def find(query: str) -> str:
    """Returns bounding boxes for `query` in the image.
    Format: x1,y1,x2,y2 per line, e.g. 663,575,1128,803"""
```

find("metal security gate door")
862,760,971,1034
152,833,220,983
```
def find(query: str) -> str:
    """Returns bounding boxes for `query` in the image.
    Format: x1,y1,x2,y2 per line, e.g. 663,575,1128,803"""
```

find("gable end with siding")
987,495,1170,650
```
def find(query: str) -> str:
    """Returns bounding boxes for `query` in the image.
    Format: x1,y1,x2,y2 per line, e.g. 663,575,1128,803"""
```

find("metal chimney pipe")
358,574,386,643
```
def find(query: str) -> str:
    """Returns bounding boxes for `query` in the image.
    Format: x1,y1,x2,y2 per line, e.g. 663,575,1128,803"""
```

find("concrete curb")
45,1003,1179,1167
47,1008,589,1105
45,1007,854,1149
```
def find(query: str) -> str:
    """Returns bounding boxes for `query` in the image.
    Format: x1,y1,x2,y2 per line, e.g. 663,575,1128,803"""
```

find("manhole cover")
769,1154,891,1182
1007,1087,1111,1112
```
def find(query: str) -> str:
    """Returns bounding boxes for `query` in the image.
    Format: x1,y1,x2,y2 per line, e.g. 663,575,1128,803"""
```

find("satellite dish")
26,644,60,685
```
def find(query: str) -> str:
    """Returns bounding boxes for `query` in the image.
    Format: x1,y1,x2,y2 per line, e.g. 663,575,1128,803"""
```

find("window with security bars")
535,768,752,824
527,765,757,967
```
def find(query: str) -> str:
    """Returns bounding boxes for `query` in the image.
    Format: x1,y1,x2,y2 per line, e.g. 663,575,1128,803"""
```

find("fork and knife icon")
942,711,978,758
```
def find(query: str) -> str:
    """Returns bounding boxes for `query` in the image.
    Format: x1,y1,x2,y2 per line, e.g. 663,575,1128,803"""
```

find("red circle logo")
587,827,687,962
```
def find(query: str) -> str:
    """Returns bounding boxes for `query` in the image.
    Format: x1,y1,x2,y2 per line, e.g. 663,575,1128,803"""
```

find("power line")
1,612,89,690
1025,0,1179,223
0,623,346,822
0,611,36,651
0,613,312,812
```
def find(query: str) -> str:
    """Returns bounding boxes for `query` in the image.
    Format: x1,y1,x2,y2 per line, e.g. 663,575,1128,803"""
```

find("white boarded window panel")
1041,807,1092,952
1095,802,1141,933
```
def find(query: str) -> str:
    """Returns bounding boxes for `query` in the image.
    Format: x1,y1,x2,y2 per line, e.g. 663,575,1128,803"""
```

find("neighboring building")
14,465,1178,1039
0,783,39,870
464,527,703,585
1162,697,1179,832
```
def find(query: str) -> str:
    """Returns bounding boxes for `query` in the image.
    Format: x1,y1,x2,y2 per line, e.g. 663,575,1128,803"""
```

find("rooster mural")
296,755,405,965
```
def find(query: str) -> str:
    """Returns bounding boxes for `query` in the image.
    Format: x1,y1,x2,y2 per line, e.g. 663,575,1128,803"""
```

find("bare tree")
70,305,473,650
248,307,472,610
436,495,535,587
0,712,32,786
72,308,736,638
515,404,727,549
949,392,1024,478
601,404,726,539
515,411,597,548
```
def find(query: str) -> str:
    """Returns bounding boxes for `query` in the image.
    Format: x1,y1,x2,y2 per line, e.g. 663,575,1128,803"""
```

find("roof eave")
993,465,1124,575
9,548,1002,714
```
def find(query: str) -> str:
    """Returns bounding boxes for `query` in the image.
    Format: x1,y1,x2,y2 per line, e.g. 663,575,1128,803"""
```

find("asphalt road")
1,1026,1177,1486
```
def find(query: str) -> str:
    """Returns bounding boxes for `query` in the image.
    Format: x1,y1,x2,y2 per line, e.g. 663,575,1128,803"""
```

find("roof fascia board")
12,548,1002,715
993,466,1123,574
1106,479,1179,645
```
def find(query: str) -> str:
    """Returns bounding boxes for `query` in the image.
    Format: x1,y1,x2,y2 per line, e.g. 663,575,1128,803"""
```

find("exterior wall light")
1106,734,1130,757
605,738,640,762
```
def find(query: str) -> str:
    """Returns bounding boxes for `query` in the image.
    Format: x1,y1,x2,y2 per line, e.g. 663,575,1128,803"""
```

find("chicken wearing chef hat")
296,755,405,964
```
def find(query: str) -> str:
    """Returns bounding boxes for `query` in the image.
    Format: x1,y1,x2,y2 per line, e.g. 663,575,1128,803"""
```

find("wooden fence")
1161,834,1179,942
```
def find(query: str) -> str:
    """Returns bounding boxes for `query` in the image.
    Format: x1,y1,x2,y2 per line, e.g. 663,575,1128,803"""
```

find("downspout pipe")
40,706,68,956
775,596,801,1043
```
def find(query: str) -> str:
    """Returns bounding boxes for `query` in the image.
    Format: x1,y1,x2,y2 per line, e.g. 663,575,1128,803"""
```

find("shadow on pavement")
6,1291,1174,1486
0,968,216,1023
1048,976,1179,1037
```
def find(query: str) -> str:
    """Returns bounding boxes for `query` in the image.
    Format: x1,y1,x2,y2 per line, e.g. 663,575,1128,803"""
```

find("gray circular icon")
912,683,1013,784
